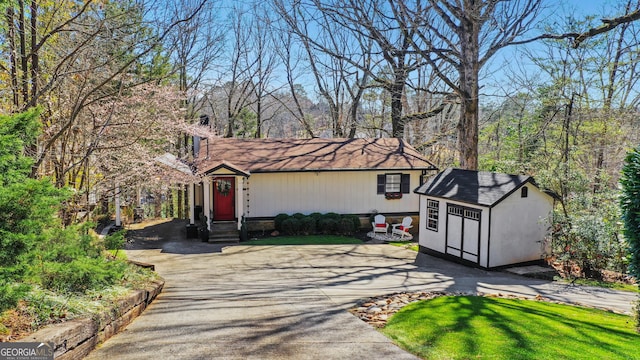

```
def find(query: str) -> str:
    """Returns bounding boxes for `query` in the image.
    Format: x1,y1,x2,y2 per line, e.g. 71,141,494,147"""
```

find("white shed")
414,168,554,269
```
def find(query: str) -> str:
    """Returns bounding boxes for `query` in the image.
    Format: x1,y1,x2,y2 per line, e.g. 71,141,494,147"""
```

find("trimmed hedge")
273,212,362,236
274,213,290,232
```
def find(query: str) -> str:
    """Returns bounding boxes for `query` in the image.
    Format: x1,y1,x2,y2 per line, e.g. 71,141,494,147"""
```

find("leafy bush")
274,213,290,232
324,212,341,220
292,212,306,219
39,257,127,293
299,216,317,235
281,217,301,235
337,217,357,235
318,218,338,234
549,191,624,279
104,229,126,251
342,214,361,231
309,212,323,220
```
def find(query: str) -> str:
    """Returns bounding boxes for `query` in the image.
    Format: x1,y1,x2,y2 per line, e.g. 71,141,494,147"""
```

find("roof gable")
414,168,537,207
202,160,250,177
196,138,437,174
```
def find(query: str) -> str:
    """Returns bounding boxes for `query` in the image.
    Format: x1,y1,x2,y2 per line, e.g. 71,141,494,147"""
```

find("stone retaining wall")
20,279,164,359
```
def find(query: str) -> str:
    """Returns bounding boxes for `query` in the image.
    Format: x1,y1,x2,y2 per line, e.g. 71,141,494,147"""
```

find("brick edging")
19,279,164,359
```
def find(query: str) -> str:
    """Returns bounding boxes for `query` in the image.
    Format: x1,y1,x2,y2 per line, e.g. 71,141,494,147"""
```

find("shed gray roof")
414,168,535,207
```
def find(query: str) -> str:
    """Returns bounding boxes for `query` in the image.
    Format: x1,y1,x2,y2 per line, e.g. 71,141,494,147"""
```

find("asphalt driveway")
86,220,636,359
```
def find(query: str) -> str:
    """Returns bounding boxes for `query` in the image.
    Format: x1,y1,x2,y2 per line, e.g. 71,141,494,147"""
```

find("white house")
414,168,554,269
189,138,437,235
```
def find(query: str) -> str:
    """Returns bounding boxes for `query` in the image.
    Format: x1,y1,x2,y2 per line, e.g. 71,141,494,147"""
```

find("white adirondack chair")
371,214,388,234
391,216,413,239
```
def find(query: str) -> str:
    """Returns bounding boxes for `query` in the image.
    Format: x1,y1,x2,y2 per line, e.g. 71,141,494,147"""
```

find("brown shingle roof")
195,138,437,174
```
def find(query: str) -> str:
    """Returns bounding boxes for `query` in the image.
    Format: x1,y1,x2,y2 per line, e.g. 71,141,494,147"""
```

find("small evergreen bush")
292,212,306,219
299,216,317,235
274,213,290,232
281,217,301,235
324,212,340,220
620,145,640,332
337,218,356,235
39,257,127,293
342,214,361,231
105,229,126,251
318,218,338,234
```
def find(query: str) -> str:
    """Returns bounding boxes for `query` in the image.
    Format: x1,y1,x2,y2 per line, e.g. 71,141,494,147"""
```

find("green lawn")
241,235,363,245
381,295,640,360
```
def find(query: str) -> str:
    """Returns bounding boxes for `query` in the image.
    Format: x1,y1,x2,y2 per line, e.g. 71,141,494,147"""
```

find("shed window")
521,186,528,198
426,199,439,231
377,173,411,194
448,205,463,216
464,209,481,220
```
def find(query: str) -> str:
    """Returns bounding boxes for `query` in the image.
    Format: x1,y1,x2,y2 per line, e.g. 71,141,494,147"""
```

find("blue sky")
481,0,633,102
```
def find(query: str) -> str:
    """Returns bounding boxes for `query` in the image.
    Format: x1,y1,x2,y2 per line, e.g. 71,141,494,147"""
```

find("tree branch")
513,9,640,48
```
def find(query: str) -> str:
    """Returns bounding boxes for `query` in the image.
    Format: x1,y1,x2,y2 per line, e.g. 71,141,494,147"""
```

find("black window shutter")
377,174,386,194
401,174,410,193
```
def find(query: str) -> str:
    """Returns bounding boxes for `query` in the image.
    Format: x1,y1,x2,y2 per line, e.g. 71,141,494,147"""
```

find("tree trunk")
457,11,480,171
6,7,19,109
18,0,28,106
29,0,37,108
391,82,405,138
458,95,479,170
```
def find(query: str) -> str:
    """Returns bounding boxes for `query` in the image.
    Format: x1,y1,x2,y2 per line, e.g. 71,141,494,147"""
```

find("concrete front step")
208,221,240,243
208,238,240,244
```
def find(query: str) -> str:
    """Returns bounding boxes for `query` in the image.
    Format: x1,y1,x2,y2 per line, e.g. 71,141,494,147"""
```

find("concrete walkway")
86,231,636,359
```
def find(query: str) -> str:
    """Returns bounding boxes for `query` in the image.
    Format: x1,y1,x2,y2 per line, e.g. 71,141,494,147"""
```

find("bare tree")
164,0,225,152
273,0,425,138
271,25,317,138
249,3,281,138
400,0,543,170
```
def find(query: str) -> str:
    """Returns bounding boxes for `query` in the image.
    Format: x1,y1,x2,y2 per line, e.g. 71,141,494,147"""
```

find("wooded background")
2,0,640,276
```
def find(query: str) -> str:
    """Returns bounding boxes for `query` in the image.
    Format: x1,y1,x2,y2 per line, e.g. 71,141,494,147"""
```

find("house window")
426,199,439,231
377,173,411,194
521,186,528,198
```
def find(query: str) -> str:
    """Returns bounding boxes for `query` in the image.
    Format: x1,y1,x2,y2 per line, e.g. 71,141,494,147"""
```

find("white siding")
419,197,446,253
488,186,552,268
418,197,490,267
244,170,423,217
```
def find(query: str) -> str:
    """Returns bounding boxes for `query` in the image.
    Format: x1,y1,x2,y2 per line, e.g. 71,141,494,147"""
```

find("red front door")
213,177,235,221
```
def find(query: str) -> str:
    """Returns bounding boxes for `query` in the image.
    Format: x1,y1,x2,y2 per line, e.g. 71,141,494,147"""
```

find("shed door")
446,204,481,264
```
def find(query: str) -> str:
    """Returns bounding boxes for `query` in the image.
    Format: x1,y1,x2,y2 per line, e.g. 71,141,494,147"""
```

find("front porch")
188,161,250,239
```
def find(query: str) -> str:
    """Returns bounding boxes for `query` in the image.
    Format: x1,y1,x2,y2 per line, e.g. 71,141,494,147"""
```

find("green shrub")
0,282,29,313
337,218,357,235
274,213,290,232
299,216,317,235
292,212,306,219
324,212,340,220
104,229,126,251
39,257,127,293
550,190,624,279
281,217,301,235
620,145,640,331
342,214,361,231
318,218,338,234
